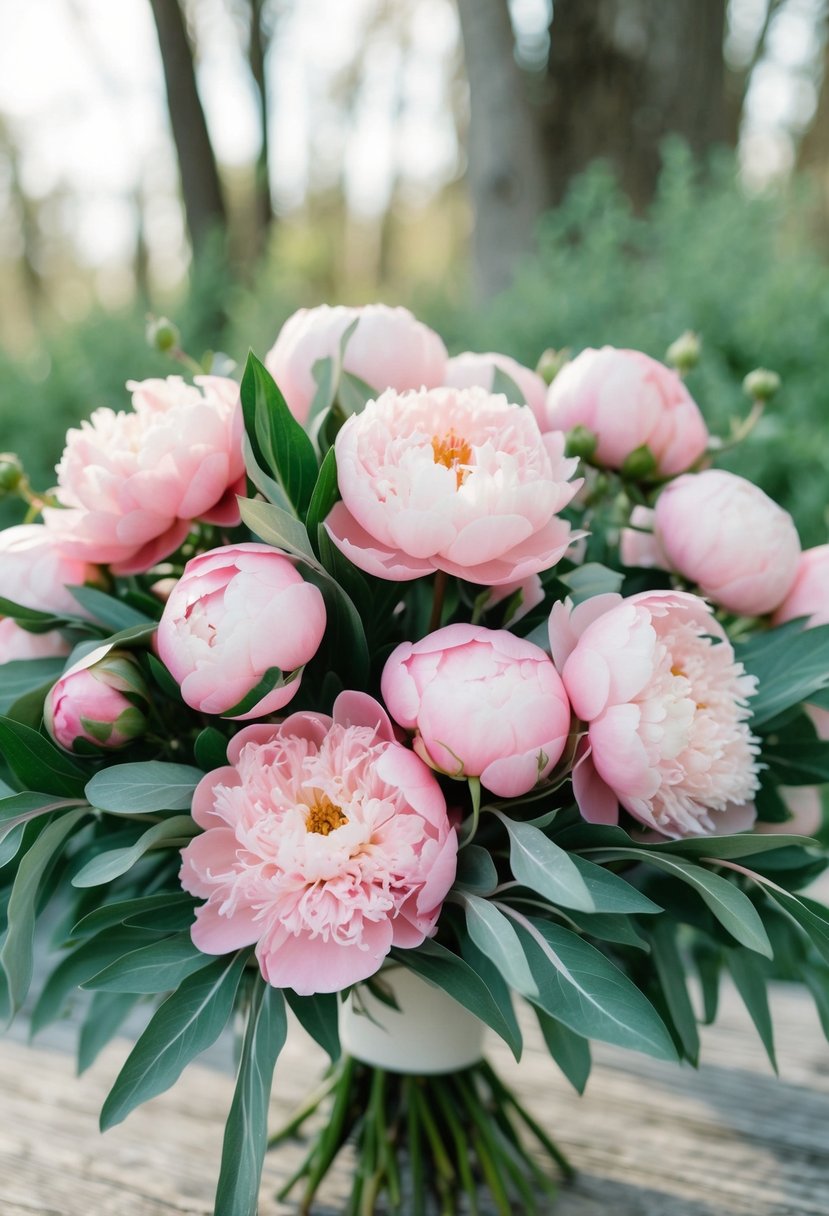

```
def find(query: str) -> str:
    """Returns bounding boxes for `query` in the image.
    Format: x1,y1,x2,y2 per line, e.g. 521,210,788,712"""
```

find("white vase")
338,966,486,1074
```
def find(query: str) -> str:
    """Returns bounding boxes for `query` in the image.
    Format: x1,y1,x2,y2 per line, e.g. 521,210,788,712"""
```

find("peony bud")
536,348,571,386
742,368,781,402
665,331,701,374
620,443,658,481
146,315,180,353
45,648,149,753
565,425,598,461
0,453,24,496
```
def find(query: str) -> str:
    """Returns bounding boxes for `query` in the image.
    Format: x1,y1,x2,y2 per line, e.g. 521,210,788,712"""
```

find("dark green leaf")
30,926,150,1035
736,620,829,726
72,815,195,887
100,950,248,1129
283,990,340,1061
78,991,143,1073
457,932,522,1058
84,932,213,993
0,791,85,844
0,659,64,715
215,981,287,1216
68,586,153,630
568,853,662,914
219,667,286,718
725,948,777,1071
241,352,318,518
305,446,340,550
534,1008,591,1094
194,728,228,772
147,654,184,702
655,833,819,859
85,762,203,813
648,919,700,1064
0,595,70,633
73,892,195,938
454,845,498,895
495,813,594,912
0,717,87,797
565,910,650,951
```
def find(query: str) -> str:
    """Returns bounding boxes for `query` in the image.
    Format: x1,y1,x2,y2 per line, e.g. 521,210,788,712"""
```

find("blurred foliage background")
2,0,829,539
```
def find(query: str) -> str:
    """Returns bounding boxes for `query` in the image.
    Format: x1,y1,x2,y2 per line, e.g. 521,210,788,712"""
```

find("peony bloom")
43,376,245,575
156,544,326,720
544,346,709,475
774,544,829,629
265,303,448,425
45,646,149,753
325,385,581,585
179,692,457,994
444,352,548,428
637,470,801,617
548,590,760,837
382,624,571,797
0,524,100,663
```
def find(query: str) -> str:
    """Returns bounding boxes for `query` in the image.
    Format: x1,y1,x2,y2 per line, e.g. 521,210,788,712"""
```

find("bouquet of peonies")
1,305,828,1215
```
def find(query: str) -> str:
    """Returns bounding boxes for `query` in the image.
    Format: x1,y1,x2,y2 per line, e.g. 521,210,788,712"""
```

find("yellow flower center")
431,430,472,488
305,795,349,836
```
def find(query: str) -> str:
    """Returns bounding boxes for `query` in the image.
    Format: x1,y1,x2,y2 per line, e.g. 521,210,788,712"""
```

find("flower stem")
428,569,449,633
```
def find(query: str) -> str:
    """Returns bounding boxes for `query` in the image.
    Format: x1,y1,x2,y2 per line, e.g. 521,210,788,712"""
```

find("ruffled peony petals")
324,502,437,581
190,896,262,954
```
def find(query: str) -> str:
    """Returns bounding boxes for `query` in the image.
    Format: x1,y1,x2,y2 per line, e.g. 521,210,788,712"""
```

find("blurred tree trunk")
458,0,727,295
246,0,273,254
148,0,227,257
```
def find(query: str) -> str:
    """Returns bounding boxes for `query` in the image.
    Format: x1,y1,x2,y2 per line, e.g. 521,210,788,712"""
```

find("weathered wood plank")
0,979,827,1215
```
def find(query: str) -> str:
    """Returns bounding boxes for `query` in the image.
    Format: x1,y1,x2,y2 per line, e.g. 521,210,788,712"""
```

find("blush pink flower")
444,352,548,428
641,470,801,616
549,591,760,837
773,543,829,744
43,376,245,575
0,524,100,663
156,544,326,720
325,385,581,585
179,692,457,994
44,646,149,753
381,624,571,797
544,347,708,475
265,303,448,424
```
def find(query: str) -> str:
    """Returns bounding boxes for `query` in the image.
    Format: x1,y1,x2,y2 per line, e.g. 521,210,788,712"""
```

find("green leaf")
0,791,85,844
73,892,195,938
655,833,820,859
736,620,829,726
803,966,829,1041
559,563,624,605
85,932,214,993
0,806,89,1017
147,654,184,702
0,717,88,797
514,914,677,1061
214,981,288,1216
585,849,773,958
568,854,662,914
240,352,318,518
490,366,527,405
648,919,700,1064
725,948,777,1071
219,667,286,718
454,845,498,895
461,895,538,998
565,910,651,951
283,990,340,1061
495,813,594,912
100,950,248,1129
0,659,64,715
239,497,316,563
30,926,150,1035
85,762,204,813
397,936,522,1060
78,991,143,1073
534,1008,591,1094
305,446,340,550
762,725,829,785
307,355,337,430
0,595,71,633
72,815,196,887
68,586,154,630
194,727,228,772
457,932,523,1058
337,370,376,416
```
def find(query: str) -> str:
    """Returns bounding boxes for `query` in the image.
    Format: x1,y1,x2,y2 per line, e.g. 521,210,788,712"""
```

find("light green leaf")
454,844,498,895
72,815,195,887
534,1008,591,1094
0,791,85,844
568,853,662,914
736,620,829,726
78,991,143,1074
68,586,154,631
495,813,594,912
85,762,204,813
490,366,527,405
84,932,213,993
461,894,538,998
0,659,64,715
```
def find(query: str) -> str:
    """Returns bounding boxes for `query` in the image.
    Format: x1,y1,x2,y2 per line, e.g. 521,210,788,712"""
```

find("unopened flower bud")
146,315,180,354
666,331,701,374
620,443,658,481
742,368,780,402
45,647,150,753
536,348,571,386
565,425,598,461
0,453,24,496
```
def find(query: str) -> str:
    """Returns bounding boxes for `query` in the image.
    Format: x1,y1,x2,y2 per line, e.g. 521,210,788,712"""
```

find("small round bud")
45,648,150,754
666,330,701,374
565,425,598,461
146,315,180,353
742,368,781,402
536,348,571,386
620,443,658,481
0,453,24,496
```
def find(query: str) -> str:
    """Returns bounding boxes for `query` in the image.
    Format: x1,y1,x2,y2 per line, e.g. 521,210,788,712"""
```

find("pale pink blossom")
179,692,457,994
444,352,547,428
549,590,760,837
645,470,800,616
43,376,245,575
265,303,448,424
44,646,149,752
544,346,708,475
325,385,580,585
773,544,829,629
382,624,571,797
0,524,100,663
156,544,326,720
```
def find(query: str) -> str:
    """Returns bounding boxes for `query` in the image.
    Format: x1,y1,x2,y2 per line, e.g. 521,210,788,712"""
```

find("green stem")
428,569,449,633
480,1059,575,1180
267,1067,339,1148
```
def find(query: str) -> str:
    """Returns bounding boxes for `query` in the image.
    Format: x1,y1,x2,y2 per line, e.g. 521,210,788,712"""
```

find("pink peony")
156,544,326,720
44,646,149,752
544,346,709,475
381,624,571,797
325,385,580,585
444,352,547,428
0,524,100,664
645,470,801,616
43,376,245,575
179,692,457,994
549,590,760,837
773,544,829,629
265,303,448,425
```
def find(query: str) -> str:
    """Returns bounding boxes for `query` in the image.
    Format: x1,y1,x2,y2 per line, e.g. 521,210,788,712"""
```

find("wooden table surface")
1,976,828,1216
